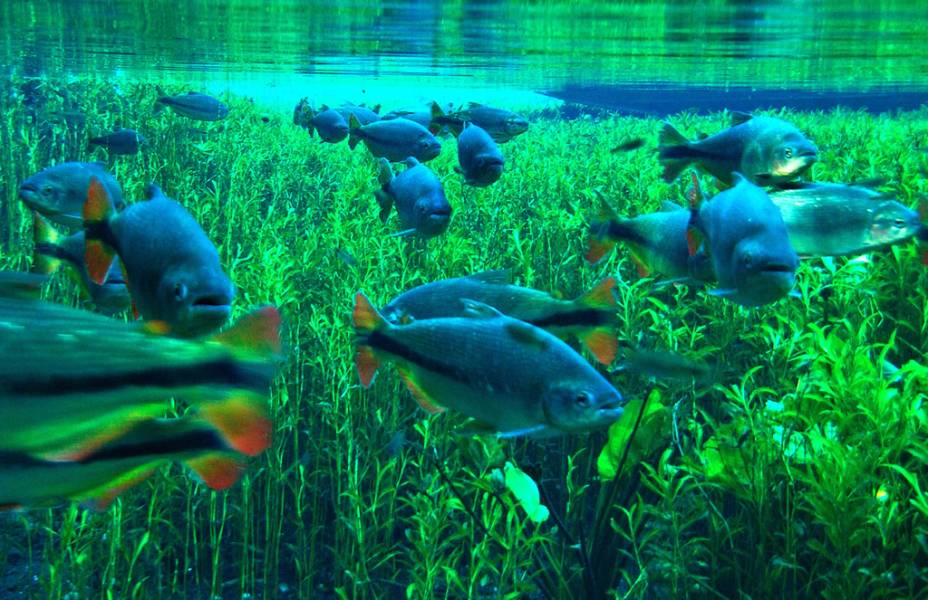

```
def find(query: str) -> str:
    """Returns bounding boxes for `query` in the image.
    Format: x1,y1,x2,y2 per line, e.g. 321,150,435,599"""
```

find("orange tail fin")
197,397,272,457
580,329,618,365
186,454,245,490
577,277,617,308
213,306,282,357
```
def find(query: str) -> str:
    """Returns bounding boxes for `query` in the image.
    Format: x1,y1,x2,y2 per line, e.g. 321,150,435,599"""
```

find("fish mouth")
17,183,40,206
760,263,796,274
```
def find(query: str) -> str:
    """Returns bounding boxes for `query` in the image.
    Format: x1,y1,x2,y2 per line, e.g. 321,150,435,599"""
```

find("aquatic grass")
1,76,928,599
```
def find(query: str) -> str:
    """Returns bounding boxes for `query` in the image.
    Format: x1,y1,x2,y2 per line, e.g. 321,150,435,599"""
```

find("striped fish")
0,417,244,511
0,275,281,461
381,271,619,365
353,292,624,437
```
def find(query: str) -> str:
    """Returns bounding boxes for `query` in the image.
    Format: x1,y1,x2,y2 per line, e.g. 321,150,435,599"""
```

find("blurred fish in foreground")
381,271,619,365
83,178,235,337
0,272,281,462
0,417,245,511
353,292,624,437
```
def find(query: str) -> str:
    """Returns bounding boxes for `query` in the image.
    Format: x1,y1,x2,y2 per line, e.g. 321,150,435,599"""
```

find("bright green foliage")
1,77,927,599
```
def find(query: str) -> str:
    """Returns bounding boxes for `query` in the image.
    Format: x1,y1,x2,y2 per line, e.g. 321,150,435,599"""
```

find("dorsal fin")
461,299,503,318
465,269,511,285
731,111,753,126
504,321,548,350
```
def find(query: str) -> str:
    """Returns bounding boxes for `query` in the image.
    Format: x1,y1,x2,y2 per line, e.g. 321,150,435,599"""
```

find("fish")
83,178,235,337
0,417,245,511
612,348,711,382
88,128,146,155
455,123,505,187
32,212,131,316
18,162,125,230
687,173,799,306
348,116,442,163
586,200,715,283
658,112,818,186
374,157,451,238
0,282,281,461
305,106,350,143
769,181,924,258
380,271,619,365
293,97,313,129
611,138,645,153
353,292,624,437
430,102,529,143
155,90,229,121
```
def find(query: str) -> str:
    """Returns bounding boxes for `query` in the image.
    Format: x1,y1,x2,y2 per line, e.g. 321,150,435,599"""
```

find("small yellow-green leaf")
597,389,670,481
503,462,549,523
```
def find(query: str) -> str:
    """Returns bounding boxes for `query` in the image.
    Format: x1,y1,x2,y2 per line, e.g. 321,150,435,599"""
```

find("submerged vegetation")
1,76,928,599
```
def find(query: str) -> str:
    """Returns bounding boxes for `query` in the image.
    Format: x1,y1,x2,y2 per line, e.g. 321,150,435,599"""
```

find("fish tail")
577,277,617,309
428,101,444,134
185,453,245,490
347,114,362,150
586,201,624,264
197,396,272,457
82,177,118,285
87,136,102,149
211,306,283,358
579,328,619,366
31,212,64,275
374,190,394,223
657,122,693,182
353,292,386,387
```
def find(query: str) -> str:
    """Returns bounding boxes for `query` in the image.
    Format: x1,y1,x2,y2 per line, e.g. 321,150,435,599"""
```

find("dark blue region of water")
542,85,928,117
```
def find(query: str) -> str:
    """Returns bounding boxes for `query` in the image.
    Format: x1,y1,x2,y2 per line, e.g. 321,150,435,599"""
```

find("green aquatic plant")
1,76,927,599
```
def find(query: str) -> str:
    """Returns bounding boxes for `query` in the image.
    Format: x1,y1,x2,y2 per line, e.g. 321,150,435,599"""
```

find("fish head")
769,133,818,180
413,193,452,237
18,171,75,219
157,265,235,337
729,235,798,306
542,381,624,433
867,202,922,246
415,134,442,161
469,154,505,186
504,115,529,136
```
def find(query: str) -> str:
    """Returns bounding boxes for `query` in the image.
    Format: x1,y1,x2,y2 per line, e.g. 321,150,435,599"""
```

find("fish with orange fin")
32,211,131,315
353,292,624,437
686,173,799,306
0,416,245,511
82,177,234,337
0,273,281,462
380,271,620,365
586,197,714,285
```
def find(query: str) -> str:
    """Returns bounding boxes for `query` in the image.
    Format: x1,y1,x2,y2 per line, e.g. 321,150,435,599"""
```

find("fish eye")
894,219,906,228
174,283,188,301
784,147,793,159
41,184,54,194
574,391,592,407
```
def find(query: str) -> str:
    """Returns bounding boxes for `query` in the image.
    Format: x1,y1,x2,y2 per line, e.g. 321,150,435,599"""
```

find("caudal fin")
586,202,623,264
347,114,362,150
212,306,282,358
186,454,245,490
353,292,386,387
577,277,617,309
82,177,117,285
198,396,272,457
580,329,619,366
32,212,65,275
657,122,692,183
